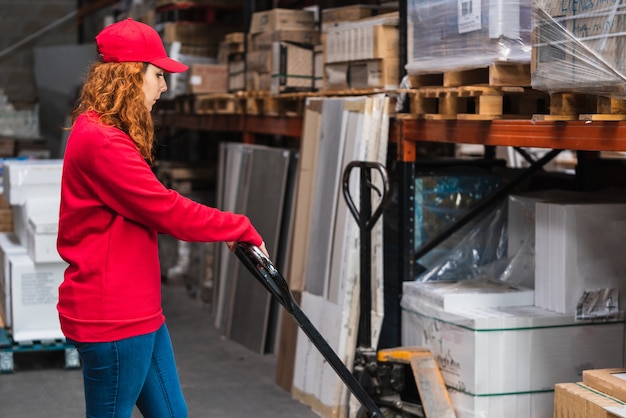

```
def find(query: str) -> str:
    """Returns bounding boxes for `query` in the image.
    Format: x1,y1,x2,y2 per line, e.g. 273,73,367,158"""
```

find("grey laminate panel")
213,143,252,331
228,146,293,353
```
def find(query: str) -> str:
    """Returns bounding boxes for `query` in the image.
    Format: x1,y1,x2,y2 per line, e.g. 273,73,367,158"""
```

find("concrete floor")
0,284,319,418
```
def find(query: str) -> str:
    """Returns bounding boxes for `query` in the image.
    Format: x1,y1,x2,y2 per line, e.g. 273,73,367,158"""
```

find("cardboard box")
186,63,228,94
224,32,245,44
401,287,625,396
246,71,271,91
0,207,13,232
0,138,15,157
249,9,316,35
554,382,625,418
583,369,626,403
321,4,398,31
8,254,66,342
324,58,398,90
162,22,238,48
324,14,398,63
248,30,321,51
246,41,316,93
246,50,273,73
228,53,245,92
314,44,323,90
532,0,626,94
163,22,212,46
406,0,531,74
163,43,217,99
271,41,315,94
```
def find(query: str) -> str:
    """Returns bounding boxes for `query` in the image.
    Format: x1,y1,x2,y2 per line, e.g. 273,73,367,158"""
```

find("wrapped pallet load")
531,0,626,97
405,0,532,75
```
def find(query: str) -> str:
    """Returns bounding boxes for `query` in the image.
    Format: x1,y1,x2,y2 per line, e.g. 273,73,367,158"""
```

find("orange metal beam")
396,118,626,161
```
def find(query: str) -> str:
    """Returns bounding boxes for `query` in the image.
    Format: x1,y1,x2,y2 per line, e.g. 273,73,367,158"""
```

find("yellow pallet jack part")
378,347,457,418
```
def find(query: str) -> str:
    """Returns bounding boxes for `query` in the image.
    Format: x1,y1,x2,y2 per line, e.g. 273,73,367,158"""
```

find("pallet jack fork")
235,161,455,418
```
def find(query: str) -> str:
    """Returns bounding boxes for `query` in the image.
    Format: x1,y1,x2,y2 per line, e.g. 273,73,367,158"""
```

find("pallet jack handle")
234,243,385,418
342,161,390,349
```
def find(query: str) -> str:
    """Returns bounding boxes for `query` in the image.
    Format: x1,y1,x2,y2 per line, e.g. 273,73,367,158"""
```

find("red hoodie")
57,111,262,342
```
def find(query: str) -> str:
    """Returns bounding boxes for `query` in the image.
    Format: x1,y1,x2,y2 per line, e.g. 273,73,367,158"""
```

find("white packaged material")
2,159,62,205
9,254,66,342
403,279,534,311
406,0,531,74
450,389,554,418
506,190,577,289
0,233,27,328
26,198,61,263
535,200,626,314
401,284,625,415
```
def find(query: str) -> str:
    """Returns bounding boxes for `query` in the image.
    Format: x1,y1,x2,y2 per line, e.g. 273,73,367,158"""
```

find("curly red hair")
72,61,156,165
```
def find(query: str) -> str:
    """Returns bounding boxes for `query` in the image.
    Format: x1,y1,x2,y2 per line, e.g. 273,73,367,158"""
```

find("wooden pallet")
315,87,397,97
244,91,310,117
407,85,549,120
533,92,626,122
409,62,532,88
194,93,245,115
0,329,80,373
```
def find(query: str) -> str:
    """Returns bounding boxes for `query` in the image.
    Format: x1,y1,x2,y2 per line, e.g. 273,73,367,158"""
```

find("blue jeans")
68,324,188,418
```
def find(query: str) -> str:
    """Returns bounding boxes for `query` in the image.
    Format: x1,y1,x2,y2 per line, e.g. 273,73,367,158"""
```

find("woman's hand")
257,241,269,258
226,241,269,258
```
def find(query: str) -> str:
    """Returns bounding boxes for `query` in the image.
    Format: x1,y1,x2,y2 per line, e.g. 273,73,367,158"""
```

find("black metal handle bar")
234,243,384,418
342,161,390,232
341,161,390,349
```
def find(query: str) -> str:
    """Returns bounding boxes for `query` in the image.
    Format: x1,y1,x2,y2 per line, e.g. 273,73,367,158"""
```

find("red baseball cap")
96,18,188,73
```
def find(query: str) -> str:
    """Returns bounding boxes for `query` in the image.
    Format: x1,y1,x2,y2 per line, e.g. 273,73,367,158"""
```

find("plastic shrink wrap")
531,0,626,96
406,0,532,74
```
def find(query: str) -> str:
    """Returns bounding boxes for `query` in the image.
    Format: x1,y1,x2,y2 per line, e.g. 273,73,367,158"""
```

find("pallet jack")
235,161,456,418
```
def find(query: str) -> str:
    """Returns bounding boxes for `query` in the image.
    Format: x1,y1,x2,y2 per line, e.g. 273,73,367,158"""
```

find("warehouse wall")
0,0,77,105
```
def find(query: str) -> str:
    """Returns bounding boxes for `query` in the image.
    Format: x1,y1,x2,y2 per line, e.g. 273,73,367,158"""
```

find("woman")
57,18,267,418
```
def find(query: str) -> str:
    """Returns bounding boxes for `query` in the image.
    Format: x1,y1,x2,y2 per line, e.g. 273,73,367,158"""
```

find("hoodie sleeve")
74,125,262,246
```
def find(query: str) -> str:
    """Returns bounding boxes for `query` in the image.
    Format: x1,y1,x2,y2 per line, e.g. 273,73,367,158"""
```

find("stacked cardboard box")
222,32,246,92
531,0,626,97
323,12,399,90
155,1,242,98
186,63,228,94
246,9,319,94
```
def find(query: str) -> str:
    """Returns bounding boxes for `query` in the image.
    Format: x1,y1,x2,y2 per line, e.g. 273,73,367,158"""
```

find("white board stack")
534,199,626,314
401,281,625,418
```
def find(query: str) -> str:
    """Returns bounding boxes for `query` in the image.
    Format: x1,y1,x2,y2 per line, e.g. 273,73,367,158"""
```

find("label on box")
458,0,481,34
